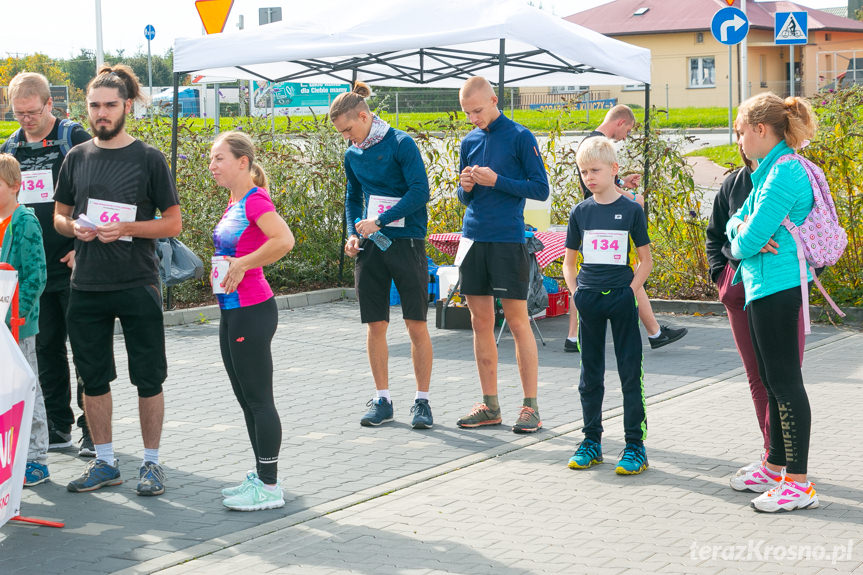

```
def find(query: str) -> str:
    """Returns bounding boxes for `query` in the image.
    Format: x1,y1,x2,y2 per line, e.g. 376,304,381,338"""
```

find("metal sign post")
145,25,156,99
711,6,749,143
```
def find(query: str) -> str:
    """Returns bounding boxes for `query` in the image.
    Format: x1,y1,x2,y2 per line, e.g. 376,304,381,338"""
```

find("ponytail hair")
87,64,147,104
329,81,371,120
738,92,817,150
213,131,269,189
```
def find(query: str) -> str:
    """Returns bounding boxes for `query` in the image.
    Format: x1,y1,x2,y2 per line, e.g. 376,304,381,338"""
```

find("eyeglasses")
12,102,47,121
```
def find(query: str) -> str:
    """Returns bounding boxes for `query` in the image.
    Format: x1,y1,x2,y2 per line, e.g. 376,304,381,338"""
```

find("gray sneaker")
456,403,502,428
137,461,166,496
511,406,542,434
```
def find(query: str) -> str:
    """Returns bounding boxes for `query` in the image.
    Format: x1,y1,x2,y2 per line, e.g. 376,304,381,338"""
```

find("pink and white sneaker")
751,480,819,513
730,465,782,493
735,451,768,477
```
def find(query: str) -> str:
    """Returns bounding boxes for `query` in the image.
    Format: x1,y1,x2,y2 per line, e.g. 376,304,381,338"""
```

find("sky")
0,0,848,60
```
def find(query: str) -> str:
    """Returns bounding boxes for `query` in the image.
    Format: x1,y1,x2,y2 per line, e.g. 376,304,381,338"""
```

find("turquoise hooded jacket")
726,141,813,306
1,205,47,340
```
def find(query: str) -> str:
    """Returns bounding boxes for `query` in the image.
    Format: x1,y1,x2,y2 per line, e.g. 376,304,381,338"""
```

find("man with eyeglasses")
1,73,93,463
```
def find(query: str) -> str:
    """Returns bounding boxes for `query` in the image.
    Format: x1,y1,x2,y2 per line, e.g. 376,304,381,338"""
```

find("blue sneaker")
24,461,50,486
360,397,394,427
136,461,166,496
67,459,122,492
568,439,603,469
615,443,649,475
410,399,433,429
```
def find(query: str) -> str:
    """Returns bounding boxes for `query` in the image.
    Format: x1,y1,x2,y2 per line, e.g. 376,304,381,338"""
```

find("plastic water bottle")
354,218,392,252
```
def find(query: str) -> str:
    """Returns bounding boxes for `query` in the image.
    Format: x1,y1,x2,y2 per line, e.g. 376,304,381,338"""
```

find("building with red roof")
551,0,863,108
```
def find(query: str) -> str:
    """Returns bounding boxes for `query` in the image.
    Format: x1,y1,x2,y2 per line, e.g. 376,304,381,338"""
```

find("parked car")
824,58,863,90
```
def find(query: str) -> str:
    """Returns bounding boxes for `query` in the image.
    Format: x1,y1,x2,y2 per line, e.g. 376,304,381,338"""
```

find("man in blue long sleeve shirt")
454,77,549,434
330,83,434,430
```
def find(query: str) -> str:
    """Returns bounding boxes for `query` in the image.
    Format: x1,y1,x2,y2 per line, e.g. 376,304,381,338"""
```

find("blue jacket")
457,113,549,243
727,141,813,306
1,205,46,340
344,127,429,240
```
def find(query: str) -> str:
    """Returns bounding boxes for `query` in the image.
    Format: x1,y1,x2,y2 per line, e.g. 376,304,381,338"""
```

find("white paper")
18,170,54,205
211,256,230,294
86,198,137,242
367,195,405,228
582,230,628,265
454,237,474,267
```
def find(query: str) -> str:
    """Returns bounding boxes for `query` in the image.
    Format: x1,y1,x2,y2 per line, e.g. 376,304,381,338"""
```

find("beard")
90,114,126,141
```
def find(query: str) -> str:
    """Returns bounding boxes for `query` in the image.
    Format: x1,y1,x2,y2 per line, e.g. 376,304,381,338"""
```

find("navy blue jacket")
457,113,549,243
344,128,429,239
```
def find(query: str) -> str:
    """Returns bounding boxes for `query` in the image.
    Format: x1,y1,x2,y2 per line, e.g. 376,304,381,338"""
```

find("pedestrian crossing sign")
775,11,808,45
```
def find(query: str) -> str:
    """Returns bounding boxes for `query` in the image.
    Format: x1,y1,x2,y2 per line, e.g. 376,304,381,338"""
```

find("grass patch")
685,143,742,169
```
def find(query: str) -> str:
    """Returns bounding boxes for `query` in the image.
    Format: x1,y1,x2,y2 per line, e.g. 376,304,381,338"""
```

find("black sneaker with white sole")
78,429,96,457
648,325,688,350
48,427,73,450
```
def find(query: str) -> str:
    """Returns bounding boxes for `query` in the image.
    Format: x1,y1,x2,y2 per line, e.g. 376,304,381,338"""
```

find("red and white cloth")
428,231,567,268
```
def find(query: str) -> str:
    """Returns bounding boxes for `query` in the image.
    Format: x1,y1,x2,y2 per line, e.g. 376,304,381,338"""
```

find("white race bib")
454,237,474,267
211,256,230,294
86,198,137,242
18,170,54,204
367,195,405,228
582,230,628,265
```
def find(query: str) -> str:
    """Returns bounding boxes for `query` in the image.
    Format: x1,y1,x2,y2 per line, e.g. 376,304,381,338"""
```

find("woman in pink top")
209,131,294,511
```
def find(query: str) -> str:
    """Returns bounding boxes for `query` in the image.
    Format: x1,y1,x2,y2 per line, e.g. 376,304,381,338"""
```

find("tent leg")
642,83,651,218
170,72,180,183
497,38,506,109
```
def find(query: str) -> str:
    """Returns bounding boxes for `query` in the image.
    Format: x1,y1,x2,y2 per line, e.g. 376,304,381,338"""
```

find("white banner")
0,282,36,530
0,270,17,321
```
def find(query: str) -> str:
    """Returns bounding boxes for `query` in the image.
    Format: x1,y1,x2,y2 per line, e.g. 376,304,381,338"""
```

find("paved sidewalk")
2,299,860,574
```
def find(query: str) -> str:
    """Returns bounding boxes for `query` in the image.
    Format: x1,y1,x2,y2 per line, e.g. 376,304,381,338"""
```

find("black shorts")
66,285,167,398
459,241,530,300
355,237,429,324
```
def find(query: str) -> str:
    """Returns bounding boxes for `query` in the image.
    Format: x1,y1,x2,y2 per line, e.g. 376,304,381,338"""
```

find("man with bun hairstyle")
1,72,93,457
330,82,434,430
455,76,549,434
54,64,182,496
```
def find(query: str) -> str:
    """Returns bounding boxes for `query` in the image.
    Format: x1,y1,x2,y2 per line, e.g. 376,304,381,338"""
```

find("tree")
0,53,70,86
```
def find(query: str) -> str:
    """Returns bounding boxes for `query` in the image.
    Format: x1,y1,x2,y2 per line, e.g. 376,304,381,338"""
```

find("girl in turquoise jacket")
724,94,819,514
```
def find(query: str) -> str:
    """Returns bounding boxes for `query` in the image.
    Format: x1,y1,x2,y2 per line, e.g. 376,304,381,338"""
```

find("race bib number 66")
582,229,628,265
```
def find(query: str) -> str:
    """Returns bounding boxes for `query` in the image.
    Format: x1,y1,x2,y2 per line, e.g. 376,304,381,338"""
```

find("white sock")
262,483,280,492
647,329,661,338
94,443,115,465
376,389,391,402
416,391,430,401
143,448,159,465
567,336,578,342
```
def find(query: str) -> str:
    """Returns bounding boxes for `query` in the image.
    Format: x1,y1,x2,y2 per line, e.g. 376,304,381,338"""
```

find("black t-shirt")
54,139,179,291
1,119,91,290
576,130,605,199
565,195,650,290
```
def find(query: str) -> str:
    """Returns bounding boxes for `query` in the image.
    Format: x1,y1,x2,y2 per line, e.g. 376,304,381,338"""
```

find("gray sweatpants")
20,336,48,463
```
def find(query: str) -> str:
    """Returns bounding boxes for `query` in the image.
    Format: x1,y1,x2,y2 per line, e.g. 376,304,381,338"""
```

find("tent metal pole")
167,71,181,311
643,83,651,219
498,38,506,109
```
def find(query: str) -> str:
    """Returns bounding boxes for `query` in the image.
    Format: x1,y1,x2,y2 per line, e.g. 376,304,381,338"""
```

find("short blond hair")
0,153,22,188
8,72,51,103
576,136,617,168
603,104,635,125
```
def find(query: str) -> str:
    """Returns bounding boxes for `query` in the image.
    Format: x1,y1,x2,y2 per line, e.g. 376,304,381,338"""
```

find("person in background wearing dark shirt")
1,72,93,456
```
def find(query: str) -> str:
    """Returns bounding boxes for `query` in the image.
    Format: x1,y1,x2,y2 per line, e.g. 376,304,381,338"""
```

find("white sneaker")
735,451,768,477
730,465,782,493
751,480,819,513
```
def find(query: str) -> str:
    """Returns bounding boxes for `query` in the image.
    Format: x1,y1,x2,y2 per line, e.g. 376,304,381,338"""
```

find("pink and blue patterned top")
213,187,276,310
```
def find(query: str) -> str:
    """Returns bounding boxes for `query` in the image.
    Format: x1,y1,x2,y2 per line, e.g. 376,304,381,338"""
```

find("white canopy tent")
170,0,653,164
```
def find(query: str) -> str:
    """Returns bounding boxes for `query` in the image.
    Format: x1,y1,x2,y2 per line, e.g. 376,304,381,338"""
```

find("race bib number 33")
582,230,628,265
367,195,405,228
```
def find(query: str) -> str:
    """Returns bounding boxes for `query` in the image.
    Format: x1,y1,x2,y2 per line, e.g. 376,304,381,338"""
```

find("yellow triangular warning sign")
195,0,234,35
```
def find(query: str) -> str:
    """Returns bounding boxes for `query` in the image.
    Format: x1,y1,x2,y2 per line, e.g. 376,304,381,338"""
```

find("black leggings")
747,287,810,475
219,298,281,484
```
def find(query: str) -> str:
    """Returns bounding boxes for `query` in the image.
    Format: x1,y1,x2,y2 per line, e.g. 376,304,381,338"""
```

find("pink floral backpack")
776,154,847,334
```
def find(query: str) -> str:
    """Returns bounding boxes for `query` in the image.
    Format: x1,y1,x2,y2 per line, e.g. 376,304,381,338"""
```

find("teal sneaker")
568,439,603,469
360,397,394,427
223,478,285,511
410,399,433,429
222,470,259,497
615,443,649,475
24,461,50,486
67,459,123,492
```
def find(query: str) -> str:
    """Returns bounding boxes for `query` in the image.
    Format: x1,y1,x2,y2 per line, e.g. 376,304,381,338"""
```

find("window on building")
696,32,704,44
760,54,767,87
689,56,715,88
550,85,588,94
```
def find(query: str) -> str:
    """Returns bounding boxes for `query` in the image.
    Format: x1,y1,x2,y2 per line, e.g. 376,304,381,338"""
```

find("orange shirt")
0,212,13,249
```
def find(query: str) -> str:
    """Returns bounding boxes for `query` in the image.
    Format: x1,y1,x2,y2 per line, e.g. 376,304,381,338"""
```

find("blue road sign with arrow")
144,24,156,41
711,7,749,46
775,12,807,45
